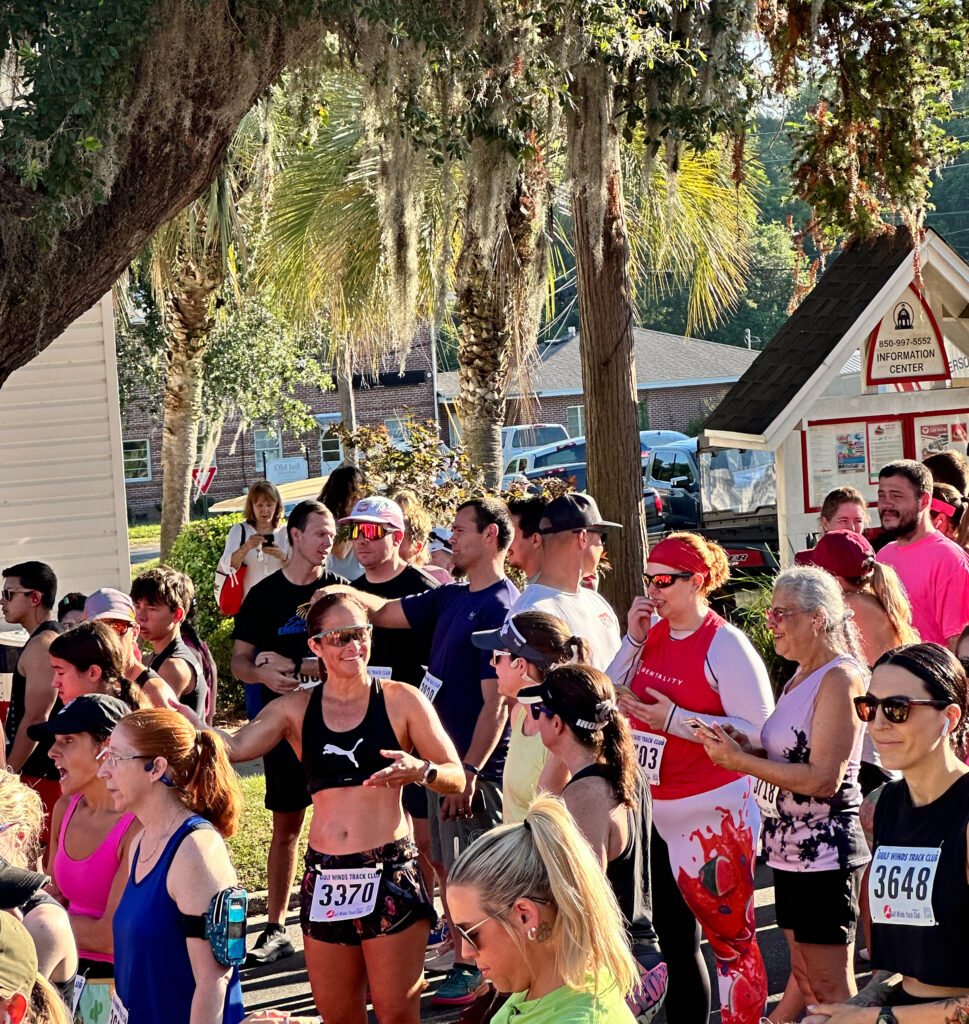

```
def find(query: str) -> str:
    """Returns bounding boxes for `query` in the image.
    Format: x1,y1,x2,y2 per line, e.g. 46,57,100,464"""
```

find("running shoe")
245,925,294,966
431,964,482,1006
427,920,450,948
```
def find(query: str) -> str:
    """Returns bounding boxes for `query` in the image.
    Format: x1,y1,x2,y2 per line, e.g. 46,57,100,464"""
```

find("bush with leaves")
166,514,245,713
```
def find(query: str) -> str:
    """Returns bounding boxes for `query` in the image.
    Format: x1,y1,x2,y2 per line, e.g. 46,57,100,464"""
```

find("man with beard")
876,459,969,649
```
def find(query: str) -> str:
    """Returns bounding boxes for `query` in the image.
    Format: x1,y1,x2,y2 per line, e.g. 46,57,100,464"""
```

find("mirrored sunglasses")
350,522,389,541
853,694,951,724
312,625,373,647
643,572,693,589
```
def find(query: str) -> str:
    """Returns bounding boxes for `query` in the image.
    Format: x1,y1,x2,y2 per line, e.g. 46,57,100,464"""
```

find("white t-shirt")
509,584,621,671
217,522,290,598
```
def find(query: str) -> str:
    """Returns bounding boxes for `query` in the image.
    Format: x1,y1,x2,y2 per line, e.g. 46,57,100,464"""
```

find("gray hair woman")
698,566,869,1022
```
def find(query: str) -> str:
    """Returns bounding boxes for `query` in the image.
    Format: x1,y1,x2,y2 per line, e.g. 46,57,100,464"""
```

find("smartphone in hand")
685,717,719,739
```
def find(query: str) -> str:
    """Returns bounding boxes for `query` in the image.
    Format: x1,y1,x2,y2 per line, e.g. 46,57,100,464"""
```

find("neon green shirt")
492,972,635,1024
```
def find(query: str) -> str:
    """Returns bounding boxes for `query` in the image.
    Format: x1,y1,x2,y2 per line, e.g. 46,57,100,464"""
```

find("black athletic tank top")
870,772,969,988
20,889,76,1005
5,621,61,780
301,679,403,793
564,764,660,958
148,638,205,716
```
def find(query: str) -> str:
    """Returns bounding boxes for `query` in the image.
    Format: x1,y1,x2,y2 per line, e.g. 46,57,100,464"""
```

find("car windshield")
513,425,568,449
534,442,585,468
699,448,776,514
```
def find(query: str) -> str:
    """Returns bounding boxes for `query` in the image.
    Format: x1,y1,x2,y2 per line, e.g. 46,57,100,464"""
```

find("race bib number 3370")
869,845,940,927
309,867,381,922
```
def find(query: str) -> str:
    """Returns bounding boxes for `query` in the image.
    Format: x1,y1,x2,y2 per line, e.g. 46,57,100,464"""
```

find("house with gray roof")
435,326,760,441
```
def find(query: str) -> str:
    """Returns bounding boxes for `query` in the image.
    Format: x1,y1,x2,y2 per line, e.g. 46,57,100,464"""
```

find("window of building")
123,440,151,482
319,432,343,473
384,416,408,443
253,428,282,472
566,405,585,438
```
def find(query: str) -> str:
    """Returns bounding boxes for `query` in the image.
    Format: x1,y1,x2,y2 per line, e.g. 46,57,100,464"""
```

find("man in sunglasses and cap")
508,493,622,671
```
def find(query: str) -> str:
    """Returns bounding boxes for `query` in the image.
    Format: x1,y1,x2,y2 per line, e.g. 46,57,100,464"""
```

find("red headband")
648,537,709,577
931,497,957,517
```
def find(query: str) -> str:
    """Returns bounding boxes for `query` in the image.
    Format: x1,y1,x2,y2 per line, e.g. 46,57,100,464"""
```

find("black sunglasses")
853,694,951,724
529,703,555,722
644,572,694,589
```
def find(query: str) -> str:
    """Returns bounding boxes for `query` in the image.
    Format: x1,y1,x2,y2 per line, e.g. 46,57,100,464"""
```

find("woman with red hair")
609,532,774,1024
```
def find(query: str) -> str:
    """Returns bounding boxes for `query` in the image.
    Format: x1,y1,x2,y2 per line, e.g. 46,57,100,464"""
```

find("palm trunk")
159,257,222,560
336,339,357,463
567,62,647,615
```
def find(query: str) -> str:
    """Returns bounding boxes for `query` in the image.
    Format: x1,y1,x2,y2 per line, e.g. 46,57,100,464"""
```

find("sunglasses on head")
312,625,373,647
853,694,951,723
350,522,389,541
644,572,693,589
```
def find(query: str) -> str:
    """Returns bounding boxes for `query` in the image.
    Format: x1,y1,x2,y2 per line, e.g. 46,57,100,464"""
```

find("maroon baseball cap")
795,530,875,578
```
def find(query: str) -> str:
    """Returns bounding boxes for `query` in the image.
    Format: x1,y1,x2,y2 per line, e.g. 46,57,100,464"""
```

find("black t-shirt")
351,565,438,687
234,568,348,702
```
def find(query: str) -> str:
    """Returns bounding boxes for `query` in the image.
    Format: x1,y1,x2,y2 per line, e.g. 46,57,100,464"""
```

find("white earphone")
942,720,951,738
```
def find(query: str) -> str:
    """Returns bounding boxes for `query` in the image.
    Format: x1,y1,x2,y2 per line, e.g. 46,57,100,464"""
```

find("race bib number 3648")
869,845,940,927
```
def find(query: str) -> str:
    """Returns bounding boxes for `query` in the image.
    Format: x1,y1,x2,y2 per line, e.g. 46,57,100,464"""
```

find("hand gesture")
363,750,427,788
697,721,747,771
626,596,656,645
617,687,670,731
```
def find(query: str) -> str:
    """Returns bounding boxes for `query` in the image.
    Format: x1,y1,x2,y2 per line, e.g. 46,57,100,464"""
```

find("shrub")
166,514,245,712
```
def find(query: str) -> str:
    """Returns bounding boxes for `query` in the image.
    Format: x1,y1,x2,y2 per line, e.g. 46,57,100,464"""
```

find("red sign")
192,466,217,494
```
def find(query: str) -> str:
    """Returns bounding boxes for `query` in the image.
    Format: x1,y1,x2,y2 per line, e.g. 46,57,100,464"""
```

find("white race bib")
630,730,666,786
309,867,382,922
109,991,128,1024
369,666,392,680
72,976,86,1014
869,845,940,927
752,777,780,819
419,671,443,703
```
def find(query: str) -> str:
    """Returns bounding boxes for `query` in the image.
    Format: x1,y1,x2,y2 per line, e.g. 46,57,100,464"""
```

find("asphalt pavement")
239,859,873,1022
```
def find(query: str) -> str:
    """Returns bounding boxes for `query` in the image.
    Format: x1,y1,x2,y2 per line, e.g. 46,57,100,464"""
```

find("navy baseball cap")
538,493,621,534
28,694,129,741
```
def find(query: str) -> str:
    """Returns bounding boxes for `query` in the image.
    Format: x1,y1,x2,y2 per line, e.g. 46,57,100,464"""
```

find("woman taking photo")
802,643,969,1024
39,695,137,1020
446,795,639,1024
98,708,245,1024
609,532,773,1024
217,479,290,600
699,566,870,1021
523,664,667,1021
176,591,464,1024
471,612,589,824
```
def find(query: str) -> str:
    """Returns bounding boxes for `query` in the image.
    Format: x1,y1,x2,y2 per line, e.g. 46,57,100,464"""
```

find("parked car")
501,423,570,465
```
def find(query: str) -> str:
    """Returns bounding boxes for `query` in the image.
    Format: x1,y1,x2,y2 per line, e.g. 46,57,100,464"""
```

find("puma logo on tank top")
322,738,364,768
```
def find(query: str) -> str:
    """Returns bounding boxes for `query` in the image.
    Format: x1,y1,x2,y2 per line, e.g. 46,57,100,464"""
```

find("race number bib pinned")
869,846,940,927
630,730,666,786
72,976,86,1014
419,671,443,703
369,666,392,680
109,990,129,1024
309,867,382,922
752,777,780,819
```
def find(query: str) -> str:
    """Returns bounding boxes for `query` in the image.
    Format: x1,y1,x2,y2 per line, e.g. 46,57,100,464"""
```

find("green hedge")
167,514,245,713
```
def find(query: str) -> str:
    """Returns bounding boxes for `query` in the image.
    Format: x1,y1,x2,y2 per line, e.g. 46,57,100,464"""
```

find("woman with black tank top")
521,663,667,1023
176,592,464,1024
803,642,969,1024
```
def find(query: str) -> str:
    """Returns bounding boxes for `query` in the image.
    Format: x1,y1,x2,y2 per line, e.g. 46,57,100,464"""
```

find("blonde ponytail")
448,795,637,996
29,972,73,1024
868,562,919,646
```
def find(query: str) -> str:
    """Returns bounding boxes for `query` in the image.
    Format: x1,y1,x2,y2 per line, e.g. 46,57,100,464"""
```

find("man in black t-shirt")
231,499,347,964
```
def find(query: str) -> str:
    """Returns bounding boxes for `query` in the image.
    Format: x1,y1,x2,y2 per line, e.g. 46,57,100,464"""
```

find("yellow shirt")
502,705,549,824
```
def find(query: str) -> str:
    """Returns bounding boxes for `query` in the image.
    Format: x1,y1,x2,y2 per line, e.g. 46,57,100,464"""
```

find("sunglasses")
765,606,806,625
490,650,513,667
455,897,550,955
529,703,555,722
102,619,134,636
311,625,373,647
0,588,35,601
350,523,390,541
853,695,951,724
643,572,693,589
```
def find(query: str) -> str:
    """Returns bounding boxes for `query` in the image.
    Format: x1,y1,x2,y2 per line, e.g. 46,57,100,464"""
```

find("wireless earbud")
144,758,155,772
942,720,951,738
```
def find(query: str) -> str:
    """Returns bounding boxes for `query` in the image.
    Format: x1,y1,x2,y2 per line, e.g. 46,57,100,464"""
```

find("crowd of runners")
2,452,969,1024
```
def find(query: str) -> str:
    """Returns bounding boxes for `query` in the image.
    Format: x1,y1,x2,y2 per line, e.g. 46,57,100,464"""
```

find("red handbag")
215,525,248,615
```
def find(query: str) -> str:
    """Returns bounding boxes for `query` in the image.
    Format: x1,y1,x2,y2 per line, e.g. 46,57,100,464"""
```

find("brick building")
121,326,438,518
436,327,760,443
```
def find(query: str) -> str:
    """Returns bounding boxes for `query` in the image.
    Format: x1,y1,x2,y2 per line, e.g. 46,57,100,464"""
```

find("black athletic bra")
301,678,404,793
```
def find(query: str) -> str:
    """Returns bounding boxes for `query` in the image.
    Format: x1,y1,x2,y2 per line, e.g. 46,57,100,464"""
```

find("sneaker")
245,926,294,966
427,921,450,948
431,964,482,1006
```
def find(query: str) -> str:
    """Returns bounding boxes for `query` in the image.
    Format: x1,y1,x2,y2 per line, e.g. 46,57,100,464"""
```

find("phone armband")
180,886,248,966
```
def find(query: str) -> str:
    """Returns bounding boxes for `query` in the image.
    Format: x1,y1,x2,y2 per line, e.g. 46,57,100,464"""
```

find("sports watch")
420,760,438,786
877,1007,898,1024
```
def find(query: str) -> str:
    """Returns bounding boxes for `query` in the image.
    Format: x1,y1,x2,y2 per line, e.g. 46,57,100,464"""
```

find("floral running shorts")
299,837,436,945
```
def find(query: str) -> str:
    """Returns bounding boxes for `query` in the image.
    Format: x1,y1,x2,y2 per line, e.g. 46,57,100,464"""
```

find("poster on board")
914,414,969,459
867,421,906,484
805,421,872,508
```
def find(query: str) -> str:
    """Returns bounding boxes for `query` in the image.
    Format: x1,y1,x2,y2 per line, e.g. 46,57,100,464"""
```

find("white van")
501,423,570,467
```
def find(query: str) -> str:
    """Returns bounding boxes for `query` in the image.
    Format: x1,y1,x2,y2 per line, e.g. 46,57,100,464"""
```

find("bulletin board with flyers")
800,409,969,511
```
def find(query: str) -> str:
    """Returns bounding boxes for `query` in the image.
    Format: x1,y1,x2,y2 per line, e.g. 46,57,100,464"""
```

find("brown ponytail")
506,612,592,675
120,709,242,837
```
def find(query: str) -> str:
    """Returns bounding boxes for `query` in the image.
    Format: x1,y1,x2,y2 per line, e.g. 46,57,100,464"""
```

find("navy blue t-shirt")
401,577,519,780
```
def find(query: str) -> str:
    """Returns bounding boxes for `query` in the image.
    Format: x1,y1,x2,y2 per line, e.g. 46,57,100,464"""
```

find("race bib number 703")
630,730,665,786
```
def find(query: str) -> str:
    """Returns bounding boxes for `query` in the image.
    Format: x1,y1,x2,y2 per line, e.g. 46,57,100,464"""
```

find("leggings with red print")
650,776,766,1024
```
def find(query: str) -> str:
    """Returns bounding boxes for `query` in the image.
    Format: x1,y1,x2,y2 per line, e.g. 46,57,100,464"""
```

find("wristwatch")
877,1007,898,1024
420,760,438,787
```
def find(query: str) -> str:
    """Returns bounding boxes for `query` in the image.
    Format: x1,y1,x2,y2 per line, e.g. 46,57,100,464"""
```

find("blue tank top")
113,815,245,1024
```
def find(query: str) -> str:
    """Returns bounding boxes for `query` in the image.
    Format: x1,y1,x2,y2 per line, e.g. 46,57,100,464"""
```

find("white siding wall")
0,295,130,610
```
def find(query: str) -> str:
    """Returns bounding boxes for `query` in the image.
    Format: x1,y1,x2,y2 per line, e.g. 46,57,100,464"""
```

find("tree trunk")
567,62,647,617
159,256,222,560
336,339,357,463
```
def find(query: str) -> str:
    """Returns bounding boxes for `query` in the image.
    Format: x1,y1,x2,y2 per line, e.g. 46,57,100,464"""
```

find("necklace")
138,806,185,866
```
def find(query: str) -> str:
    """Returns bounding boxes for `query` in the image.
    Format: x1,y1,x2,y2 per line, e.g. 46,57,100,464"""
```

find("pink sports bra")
54,794,136,958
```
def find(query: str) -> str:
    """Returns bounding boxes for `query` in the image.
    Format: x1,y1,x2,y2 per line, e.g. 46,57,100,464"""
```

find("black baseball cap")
27,693,129,741
517,676,616,733
471,616,555,670
0,856,49,913
537,493,621,535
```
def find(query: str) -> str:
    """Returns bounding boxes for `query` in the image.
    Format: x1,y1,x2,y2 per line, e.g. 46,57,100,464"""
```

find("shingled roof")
703,227,915,438
435,327,758,400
